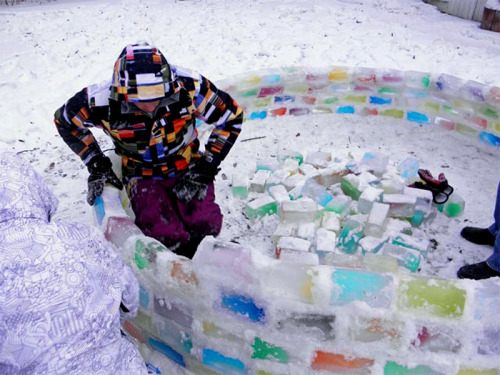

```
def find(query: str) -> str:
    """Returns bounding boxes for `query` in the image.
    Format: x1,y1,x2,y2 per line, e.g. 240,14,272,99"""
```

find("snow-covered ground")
2,0,500,373
2,0,499,279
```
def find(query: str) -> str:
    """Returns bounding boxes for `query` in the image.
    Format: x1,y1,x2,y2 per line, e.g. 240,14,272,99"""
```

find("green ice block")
251,337,289,363
384,361,444,375
232,186,249,199
381,109,404,119
341,178,361,200
245,197,277,219
397,277,466,318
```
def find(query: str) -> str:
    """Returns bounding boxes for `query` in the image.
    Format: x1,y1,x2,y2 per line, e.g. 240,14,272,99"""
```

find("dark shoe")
460,227,496,246
457,261,500,280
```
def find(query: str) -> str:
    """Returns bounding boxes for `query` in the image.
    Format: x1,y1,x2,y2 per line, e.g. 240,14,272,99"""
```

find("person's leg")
486,232,500,272
129,179,190,249
488,180,500,236
460,181,499,246
175,182,223,258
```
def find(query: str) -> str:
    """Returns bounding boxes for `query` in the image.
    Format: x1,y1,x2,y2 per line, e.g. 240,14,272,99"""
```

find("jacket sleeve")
193,75,244,168
54,87,104,165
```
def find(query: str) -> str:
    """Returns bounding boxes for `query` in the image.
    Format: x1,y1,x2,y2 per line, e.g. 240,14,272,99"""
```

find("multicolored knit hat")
110,42,179,103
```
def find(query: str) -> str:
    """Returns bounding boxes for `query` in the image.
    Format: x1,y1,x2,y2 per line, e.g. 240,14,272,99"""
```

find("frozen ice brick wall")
216,66,500,148
95,186,500,374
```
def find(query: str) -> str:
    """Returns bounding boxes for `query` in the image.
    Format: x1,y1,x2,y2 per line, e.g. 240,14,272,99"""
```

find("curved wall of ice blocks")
217,66,500,147
94,67,500,374
95,192,500,375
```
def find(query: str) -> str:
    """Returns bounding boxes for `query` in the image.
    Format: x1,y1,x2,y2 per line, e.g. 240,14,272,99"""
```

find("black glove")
86,154,123,205
173,159,220,202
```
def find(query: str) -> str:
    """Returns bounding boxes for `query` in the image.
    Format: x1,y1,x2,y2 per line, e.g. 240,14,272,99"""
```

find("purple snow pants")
129,178,223,258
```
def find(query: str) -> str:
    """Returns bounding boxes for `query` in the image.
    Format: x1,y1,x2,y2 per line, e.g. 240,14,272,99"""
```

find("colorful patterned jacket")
54,65,244,182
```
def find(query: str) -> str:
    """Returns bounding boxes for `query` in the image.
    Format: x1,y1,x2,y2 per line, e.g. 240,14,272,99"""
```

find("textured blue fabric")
487,181,500,272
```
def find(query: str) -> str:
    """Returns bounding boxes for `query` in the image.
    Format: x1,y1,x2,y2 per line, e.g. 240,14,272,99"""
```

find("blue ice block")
203,349,246,374
331,269,393,308
398,157,420,178
139,285,150,309
337,105,355,114
148,338,185,367
369,96,392,105
301,179,334,207
407,111,430,124
221,292,266,323
94,196,105,226
274,95,295,103
250,111,267,120
479,131,500,147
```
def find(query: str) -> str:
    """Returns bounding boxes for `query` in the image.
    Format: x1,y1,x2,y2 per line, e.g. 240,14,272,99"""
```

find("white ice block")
315,228,337,252
272,222,297,246
281,197,320,223
250,170,272,193
359,151,389,175
365,202,390,237
297,222,317,241
403,186,433,213
269,184,291,203
383,194,417,218
305,151,332,168
283,173,308,191
358,186,384,214
298,163,320,178
321,211,341,233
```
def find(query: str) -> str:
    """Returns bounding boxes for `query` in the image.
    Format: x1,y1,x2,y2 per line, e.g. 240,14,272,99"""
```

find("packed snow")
1,0,500,372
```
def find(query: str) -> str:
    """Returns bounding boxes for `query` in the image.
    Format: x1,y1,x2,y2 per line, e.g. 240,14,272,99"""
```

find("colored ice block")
442,193,465,217
277,313,335,341
301,178,334,207
398,157,420,179
341,175,362,200
311,351,374,373
203,349,245,375
148,337,185,367
397,276,467,318
382,243,421,272
391,233,430,255
134,237,168,270
360,152,389,175
384,361,444,375
336,219,364,254
325,194,352,217
154,297,193,329
220,291,266,323
331,268,393,308
245,196,277,220
232,173,249,199
252,337,289,363
349,316,403,344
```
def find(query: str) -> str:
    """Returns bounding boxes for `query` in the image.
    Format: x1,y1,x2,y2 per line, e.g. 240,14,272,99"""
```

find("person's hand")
86,154,123,205
173,159,219,202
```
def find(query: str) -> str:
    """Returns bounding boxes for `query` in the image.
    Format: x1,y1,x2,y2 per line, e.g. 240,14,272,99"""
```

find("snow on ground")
1,0,499,279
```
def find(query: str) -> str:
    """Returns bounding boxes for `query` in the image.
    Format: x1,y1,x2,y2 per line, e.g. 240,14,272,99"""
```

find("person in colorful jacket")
0,152,148,375
55,42,244,259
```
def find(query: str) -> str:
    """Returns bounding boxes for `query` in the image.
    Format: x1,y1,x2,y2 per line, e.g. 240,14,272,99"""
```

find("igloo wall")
94,66,500,375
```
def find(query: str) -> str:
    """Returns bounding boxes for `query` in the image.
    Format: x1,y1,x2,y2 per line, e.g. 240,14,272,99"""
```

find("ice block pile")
216,66,500,148
237,150,464,275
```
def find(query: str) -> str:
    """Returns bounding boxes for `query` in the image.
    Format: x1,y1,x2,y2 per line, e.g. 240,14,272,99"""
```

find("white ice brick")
321,211,341,232
269,184,291,203
250,170,272,193
358,186,384,214
297,222,317,241
316,228,337,252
